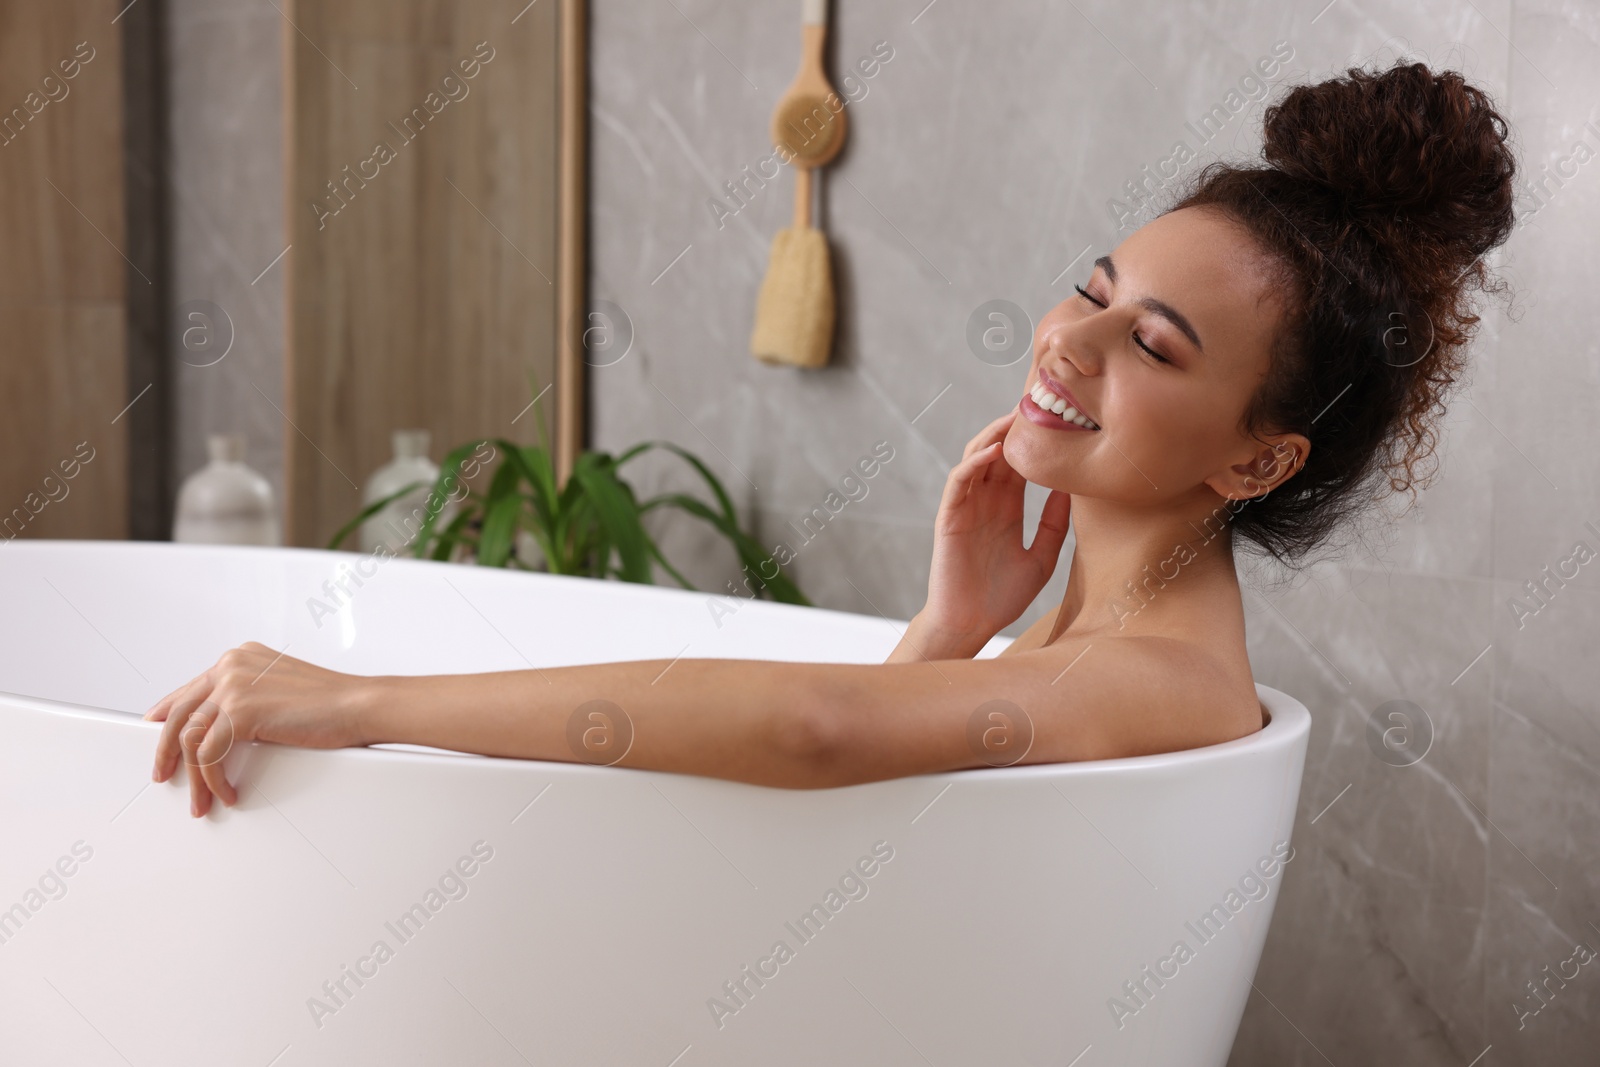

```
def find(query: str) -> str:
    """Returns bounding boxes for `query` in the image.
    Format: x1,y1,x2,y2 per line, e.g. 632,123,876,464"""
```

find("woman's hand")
892,411,1071,661
144,642,375,817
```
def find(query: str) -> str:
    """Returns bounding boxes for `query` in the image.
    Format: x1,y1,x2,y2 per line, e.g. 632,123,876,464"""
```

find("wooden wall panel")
286,0,562,548
0,2,128,541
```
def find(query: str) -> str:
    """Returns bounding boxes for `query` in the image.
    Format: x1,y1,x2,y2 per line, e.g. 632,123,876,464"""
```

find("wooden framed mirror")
282,0,586,548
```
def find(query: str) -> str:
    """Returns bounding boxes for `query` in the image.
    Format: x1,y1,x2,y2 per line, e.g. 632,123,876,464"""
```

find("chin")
1002,417,1081,494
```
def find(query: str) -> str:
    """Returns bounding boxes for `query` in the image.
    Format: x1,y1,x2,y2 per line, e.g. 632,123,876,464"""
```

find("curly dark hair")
1169,61,1517,563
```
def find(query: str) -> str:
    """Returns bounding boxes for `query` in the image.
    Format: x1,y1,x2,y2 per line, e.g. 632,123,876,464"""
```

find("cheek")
1103,375,1237,477
1126,379,1248,470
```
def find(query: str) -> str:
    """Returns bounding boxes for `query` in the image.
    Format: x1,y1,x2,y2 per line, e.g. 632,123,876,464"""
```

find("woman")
147,61,1516,816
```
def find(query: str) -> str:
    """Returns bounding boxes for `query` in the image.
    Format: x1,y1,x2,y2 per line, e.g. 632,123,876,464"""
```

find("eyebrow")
1093,255,1205,354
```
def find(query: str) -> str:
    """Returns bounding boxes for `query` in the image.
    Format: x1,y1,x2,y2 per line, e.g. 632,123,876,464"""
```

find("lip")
1019,392,1095,431
1021,369,1099,431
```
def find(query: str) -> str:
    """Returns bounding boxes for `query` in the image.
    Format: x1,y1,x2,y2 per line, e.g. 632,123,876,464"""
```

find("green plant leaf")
495,440,565,572
629,440,741,527
508,444,558,536
329,413,810,606
613,440,657,466
570,452,654,582
644,491,809,606
410,439,490,558
430,506,478,562
511,498,558,571
646,539,697,591
521,367,555,459
326,479,427,550
476,490,524,567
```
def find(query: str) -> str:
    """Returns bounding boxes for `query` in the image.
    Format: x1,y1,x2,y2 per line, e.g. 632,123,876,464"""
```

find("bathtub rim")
0,538,895,633
3,538,1310,785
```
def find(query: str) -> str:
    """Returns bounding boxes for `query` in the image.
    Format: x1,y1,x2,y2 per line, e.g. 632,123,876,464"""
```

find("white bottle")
173,434,281,545
360,429,451,554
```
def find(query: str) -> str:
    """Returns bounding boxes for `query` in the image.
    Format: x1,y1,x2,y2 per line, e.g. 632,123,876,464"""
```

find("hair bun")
1260,62,1516,263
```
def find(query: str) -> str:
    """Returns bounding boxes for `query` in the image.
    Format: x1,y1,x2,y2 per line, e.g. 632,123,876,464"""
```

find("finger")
1028,489,1073,561
939,441,1004,515
195,706,239,808
143,678,192,722
949,440,1005,488
982,435,1027,489
154,672,213,783
961,411,1017,461
965,411,1015,458
971,426,1031,491
180,703,218,817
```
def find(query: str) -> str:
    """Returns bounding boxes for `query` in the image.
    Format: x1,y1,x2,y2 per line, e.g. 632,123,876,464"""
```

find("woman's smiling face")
1003,206,1308,507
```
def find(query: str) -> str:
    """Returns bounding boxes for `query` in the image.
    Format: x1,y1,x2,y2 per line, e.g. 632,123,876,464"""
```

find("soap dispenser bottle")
360,429,450,554
172,434,281,545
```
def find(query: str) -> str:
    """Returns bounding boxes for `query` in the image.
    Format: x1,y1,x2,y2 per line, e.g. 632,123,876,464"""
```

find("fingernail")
191,800,199,817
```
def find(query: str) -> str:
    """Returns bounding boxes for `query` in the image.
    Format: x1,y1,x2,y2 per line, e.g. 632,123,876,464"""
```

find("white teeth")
1027,382,1099,429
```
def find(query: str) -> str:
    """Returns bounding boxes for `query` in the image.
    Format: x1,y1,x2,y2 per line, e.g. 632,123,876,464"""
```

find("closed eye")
1073,283,1105,309
1077,284,1173,366
1133,333,1172,365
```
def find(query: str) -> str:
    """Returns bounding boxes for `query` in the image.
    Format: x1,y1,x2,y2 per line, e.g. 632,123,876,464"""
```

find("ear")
1203,431,1310,501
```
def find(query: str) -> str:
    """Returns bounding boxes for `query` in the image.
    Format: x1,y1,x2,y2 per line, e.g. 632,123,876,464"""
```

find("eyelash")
1073,284,1172,366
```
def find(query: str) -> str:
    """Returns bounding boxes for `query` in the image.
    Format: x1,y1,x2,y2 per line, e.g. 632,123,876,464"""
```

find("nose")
1039,318,1103,378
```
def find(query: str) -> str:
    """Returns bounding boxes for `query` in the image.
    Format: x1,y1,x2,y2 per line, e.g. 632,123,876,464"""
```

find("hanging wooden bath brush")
750,0,846,368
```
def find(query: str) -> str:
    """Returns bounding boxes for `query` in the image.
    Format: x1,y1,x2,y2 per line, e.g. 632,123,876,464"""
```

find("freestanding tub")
0,541,1309,1066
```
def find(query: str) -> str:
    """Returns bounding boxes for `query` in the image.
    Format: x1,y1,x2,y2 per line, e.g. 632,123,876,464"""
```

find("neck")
1054,489,1246,637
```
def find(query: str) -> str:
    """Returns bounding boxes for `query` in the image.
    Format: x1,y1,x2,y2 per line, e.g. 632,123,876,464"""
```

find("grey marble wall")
588,0,1600,1063
166,0,287,523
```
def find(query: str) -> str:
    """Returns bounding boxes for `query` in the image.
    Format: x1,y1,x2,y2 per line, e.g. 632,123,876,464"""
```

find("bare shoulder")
1006,631,1263,762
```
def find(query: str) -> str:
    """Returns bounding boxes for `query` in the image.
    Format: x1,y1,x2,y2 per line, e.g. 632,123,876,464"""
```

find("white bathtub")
0,541,1308,1066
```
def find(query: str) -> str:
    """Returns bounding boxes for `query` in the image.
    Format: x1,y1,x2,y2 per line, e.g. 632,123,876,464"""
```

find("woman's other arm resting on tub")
352,636,1230,788
147,635,1241,812
355,657,1033,788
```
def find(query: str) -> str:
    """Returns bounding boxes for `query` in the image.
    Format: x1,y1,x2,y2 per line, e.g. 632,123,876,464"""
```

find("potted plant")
328,382,808,605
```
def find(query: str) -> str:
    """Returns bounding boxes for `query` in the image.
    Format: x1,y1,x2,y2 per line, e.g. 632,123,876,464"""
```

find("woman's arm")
353,656,842,788
148,631,1186,815
883,612,991,663
883,411,1072,665
356,651,1082,788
